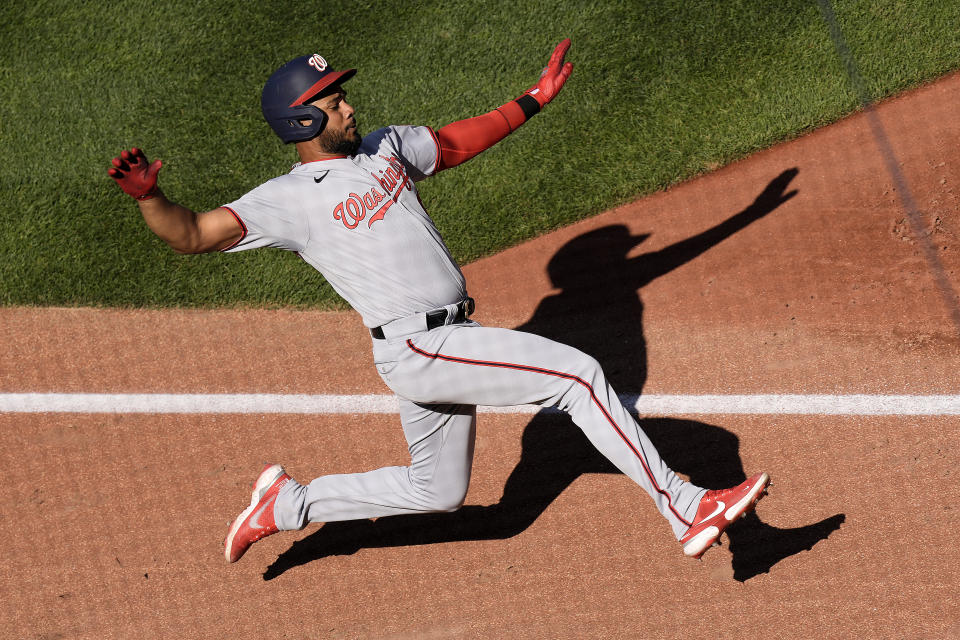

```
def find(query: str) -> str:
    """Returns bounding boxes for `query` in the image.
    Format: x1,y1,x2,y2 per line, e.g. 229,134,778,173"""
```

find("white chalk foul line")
2,393,960,415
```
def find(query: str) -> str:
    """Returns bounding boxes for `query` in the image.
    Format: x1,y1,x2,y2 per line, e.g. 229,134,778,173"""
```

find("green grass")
2,0,959,308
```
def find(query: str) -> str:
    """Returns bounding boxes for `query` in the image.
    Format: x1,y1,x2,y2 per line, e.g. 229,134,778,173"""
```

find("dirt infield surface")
3,74,960,639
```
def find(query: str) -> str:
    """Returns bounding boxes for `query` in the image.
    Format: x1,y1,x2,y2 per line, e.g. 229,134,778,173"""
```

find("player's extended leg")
380,324,707,539
273,400,477,530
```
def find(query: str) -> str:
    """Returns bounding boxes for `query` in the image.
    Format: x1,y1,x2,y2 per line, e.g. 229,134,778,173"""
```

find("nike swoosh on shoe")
249,495,276,529
703,500,725,522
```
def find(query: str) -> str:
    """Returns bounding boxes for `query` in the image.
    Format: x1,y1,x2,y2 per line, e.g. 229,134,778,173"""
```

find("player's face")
311,87,361,155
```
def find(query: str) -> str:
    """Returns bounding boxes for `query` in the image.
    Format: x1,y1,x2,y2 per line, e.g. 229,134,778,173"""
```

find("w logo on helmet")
308,54,328,73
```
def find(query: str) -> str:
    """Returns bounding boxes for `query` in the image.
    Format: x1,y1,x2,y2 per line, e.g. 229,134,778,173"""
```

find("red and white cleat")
224,464,291,563
680,472,770,559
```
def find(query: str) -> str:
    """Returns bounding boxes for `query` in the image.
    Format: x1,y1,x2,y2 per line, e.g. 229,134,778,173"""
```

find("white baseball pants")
274,320,706,539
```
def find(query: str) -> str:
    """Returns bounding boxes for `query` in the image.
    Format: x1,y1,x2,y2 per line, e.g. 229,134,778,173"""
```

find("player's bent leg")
396,324,706,539
398,400,476,512
272,402,476,531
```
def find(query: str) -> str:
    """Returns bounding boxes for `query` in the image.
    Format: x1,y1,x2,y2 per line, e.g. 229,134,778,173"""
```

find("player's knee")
428,487,467,513
419,496,464,513
433,499,464,513
565,349,603,384
581,352,603,376
417,482,468,513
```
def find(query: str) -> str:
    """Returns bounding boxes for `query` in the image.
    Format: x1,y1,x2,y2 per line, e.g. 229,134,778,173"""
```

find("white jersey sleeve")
221,177,309,253
384,125,441,182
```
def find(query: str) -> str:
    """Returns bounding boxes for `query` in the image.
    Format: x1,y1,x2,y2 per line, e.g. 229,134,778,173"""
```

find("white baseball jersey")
223,125,467,328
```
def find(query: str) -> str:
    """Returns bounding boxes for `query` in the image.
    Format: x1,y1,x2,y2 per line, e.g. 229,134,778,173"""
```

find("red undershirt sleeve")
434,94,541,171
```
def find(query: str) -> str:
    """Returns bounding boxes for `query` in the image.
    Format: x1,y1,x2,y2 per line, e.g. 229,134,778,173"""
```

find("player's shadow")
265,167,844,582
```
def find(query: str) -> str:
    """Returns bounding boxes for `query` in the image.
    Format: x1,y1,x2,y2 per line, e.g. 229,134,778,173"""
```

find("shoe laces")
704,483,745,503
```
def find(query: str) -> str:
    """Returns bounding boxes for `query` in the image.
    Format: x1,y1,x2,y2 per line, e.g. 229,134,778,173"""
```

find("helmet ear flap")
263,103,328,143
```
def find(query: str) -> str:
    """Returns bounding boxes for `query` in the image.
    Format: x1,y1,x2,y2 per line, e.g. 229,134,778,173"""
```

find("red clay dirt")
3,73,960,639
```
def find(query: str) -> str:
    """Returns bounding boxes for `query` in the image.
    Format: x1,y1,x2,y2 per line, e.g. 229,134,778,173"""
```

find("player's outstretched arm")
434,38,574,171
108,148,243,254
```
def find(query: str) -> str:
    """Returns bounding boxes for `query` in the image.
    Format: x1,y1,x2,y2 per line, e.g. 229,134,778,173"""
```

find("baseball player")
108,39,769,564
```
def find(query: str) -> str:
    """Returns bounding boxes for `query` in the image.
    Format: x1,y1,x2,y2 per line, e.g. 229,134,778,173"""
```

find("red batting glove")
526,38,574,107
108,147,162,200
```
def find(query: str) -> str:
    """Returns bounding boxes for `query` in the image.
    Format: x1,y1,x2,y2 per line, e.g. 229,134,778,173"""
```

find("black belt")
371,298,475,340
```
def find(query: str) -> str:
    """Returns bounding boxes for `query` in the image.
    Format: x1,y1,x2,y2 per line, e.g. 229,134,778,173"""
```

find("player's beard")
320,124,362,156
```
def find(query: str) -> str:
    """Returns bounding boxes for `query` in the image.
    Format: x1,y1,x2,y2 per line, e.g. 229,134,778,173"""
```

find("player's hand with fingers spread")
108,147,162,201
526,38,574,107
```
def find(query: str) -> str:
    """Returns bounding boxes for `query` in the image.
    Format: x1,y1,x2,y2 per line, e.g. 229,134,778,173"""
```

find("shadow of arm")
636,168,799,285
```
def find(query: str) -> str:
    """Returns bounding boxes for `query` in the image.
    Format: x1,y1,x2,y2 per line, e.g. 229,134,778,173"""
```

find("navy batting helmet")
261,53,356,143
